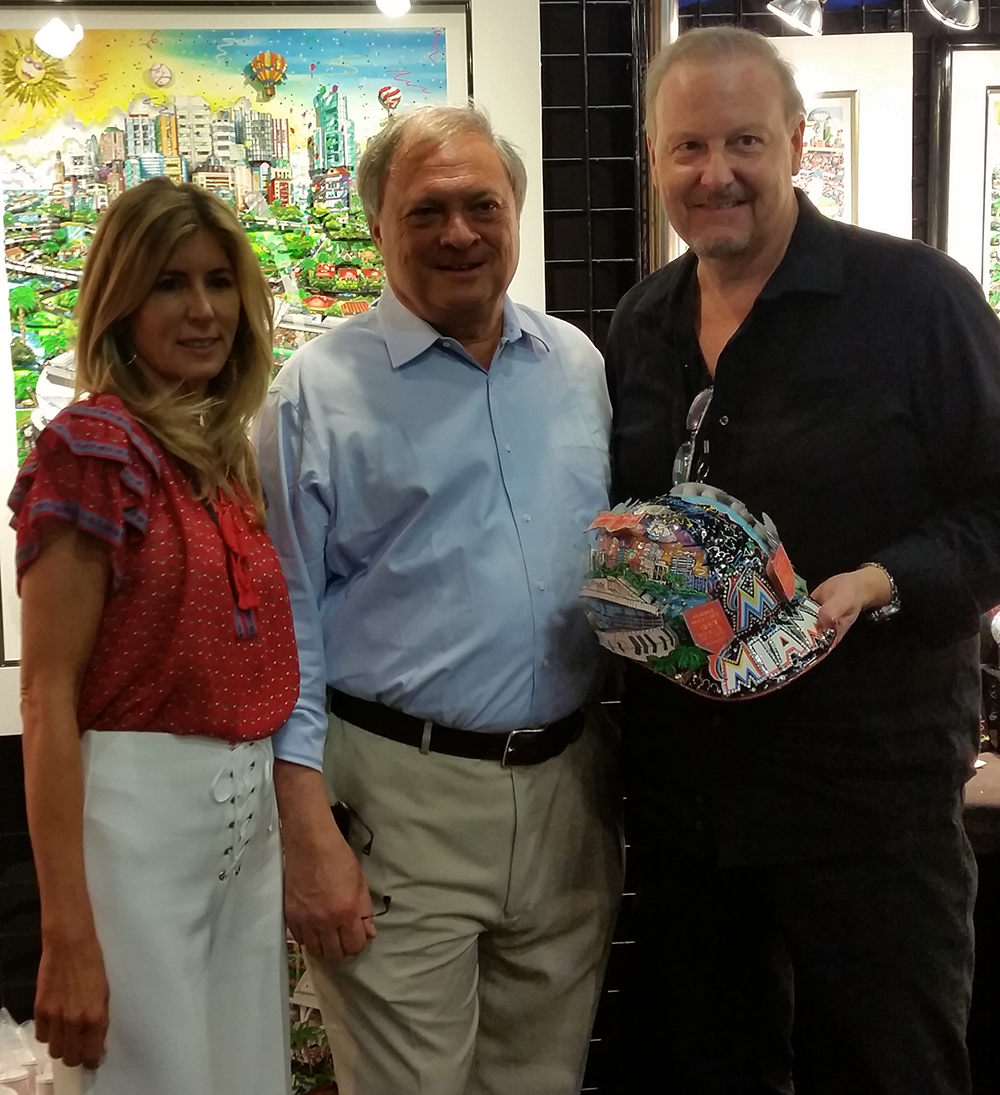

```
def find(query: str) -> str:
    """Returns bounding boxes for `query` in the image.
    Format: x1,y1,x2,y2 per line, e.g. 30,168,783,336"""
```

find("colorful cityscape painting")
0,14,464,463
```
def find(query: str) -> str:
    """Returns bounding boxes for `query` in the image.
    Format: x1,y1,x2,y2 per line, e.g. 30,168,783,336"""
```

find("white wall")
772,32,913,239
0,0,544,734
472,0,544,308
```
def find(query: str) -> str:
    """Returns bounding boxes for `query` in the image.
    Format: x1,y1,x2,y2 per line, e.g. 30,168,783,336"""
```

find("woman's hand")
35,928,109,1070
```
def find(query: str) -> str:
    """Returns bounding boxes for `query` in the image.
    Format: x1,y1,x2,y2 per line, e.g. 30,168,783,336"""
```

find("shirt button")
543,658,550,667
719,415,729,426
505,444,511,452
523,513,531,522
538,581,545,590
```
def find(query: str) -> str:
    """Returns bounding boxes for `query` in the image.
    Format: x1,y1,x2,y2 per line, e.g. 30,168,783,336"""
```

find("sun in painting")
1,39,70,108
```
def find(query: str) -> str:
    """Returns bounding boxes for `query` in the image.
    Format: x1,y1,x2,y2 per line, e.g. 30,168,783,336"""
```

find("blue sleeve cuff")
271,710,327,771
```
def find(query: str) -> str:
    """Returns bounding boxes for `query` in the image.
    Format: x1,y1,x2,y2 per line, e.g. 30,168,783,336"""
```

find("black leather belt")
327,687,584,766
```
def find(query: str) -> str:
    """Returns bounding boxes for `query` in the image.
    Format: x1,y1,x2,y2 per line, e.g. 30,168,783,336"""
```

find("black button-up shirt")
606,192,1000,865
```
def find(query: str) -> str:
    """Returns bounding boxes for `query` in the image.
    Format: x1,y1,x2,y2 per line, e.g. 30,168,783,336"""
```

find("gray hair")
644,27,805,141
356,104,528,223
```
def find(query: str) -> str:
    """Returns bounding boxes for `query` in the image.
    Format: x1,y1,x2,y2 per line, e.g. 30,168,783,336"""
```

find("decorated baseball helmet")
580,483,834,699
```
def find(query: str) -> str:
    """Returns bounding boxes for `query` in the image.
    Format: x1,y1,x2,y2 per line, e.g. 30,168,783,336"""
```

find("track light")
766,0,824,36
376,0,411,16
921,0,979,29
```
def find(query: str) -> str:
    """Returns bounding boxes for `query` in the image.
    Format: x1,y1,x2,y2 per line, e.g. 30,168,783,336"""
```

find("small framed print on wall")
793,91,858,225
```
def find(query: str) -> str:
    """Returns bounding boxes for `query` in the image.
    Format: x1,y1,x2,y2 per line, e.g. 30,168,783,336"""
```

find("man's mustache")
689,187,752,206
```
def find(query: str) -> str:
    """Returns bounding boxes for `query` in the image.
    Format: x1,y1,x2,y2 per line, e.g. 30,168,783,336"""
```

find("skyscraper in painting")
312,85,357,174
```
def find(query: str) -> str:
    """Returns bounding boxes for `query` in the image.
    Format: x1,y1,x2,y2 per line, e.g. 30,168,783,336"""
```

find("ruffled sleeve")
8,398,162,591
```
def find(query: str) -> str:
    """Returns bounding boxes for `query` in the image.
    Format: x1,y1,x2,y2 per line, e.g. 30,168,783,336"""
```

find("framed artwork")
929,38,1000,315
984,86,1000,314
0,0,470,668
793,91,858,225
772,33,912,239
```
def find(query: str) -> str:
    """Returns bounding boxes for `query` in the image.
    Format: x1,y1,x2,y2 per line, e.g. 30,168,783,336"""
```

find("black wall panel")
537,10,641,1086
540,0,644,350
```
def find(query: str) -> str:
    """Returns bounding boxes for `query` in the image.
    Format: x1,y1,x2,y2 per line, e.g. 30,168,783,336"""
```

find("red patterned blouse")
8,394,299,741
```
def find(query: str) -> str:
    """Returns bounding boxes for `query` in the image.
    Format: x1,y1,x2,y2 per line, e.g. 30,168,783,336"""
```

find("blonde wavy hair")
74,178,274,521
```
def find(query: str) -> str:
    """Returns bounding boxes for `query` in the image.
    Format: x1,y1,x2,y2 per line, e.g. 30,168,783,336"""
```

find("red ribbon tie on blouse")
216,498,261,612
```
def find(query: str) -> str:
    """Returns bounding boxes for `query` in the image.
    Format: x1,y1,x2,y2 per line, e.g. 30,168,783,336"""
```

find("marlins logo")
726,570,779,633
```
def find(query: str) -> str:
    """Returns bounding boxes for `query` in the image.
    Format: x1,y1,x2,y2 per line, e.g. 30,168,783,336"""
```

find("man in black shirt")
608,26,1000,1095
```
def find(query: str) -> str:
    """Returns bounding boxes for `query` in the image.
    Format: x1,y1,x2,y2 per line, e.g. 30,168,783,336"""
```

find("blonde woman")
9,178,299,1095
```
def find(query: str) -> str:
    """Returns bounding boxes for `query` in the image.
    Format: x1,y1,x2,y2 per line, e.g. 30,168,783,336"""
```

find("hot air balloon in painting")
250,50,287,98
378,85,402,118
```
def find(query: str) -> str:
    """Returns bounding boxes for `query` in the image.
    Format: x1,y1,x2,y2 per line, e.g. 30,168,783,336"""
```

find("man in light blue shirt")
256,105,621,1095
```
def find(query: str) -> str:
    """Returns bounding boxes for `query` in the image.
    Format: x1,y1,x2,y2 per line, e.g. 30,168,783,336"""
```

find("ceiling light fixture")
766,0,824,36
376,0,412,17
34,17,84,59
921,0,979,29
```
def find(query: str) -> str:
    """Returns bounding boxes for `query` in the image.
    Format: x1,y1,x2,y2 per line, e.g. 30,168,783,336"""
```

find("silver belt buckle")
501,726,545,767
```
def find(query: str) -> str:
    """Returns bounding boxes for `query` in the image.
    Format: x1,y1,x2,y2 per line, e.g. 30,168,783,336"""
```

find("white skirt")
77,731,290,1095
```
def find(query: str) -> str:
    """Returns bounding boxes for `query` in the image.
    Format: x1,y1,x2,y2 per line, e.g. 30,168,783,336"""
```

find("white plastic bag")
0,1009,35,1088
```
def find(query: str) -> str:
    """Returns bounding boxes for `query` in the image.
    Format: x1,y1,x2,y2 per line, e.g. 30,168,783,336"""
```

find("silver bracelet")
860,561,900,622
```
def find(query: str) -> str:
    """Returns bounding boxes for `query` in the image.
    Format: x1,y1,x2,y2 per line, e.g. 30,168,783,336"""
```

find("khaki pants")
309,713,623,1095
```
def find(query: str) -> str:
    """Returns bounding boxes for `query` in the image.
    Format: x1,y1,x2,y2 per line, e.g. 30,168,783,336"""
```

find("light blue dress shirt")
255,287,611,770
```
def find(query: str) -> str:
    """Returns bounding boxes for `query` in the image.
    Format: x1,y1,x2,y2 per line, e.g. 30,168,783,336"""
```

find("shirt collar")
376,285,550,370
376,286,441,369
508,299,551,354
757,189,844,300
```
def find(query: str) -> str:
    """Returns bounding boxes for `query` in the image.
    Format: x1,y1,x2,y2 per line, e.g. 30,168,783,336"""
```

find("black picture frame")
928,34,1000,253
